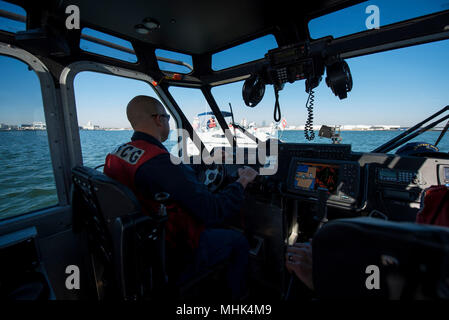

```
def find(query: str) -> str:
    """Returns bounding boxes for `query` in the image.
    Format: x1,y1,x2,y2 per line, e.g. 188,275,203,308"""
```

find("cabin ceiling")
12,0,366,55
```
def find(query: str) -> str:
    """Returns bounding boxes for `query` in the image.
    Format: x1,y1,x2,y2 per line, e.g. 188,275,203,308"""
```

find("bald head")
127,95,165,128
127,95,170,142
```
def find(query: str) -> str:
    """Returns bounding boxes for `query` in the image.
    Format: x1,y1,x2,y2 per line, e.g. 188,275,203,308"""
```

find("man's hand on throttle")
237,166,258,189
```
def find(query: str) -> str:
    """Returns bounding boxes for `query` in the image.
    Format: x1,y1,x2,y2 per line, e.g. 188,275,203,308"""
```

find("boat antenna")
229,102,237,138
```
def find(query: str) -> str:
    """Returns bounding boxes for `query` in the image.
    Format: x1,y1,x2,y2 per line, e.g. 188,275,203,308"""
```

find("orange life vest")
104,140,205,249
208,118,217,128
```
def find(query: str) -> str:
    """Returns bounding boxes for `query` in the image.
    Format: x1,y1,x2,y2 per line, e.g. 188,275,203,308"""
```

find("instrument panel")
286,158,360,206
438,165,449,185
376,167,421,186
272,143,361,209
231,142,449,216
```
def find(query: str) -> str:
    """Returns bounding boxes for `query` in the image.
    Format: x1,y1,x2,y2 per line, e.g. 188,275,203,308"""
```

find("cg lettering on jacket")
113,144,145,164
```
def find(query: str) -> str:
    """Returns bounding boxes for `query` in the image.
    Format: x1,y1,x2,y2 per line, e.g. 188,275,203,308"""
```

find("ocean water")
1,129,448,220
0,131,58,219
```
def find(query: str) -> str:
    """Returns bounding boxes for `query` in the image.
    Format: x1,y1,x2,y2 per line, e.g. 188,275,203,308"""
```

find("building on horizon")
32,122,46,130
20,124,33,130
82,121,101,130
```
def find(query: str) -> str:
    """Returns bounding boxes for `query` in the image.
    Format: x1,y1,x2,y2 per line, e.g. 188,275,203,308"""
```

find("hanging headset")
242,73,266,107
325,59,353,99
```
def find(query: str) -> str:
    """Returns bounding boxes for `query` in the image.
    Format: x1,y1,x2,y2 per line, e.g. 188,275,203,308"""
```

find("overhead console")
264,41,324,93
261,39,353,99
242,38,353,131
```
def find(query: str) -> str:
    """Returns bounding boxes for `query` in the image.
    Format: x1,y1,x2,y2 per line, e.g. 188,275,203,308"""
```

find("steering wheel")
200,163,226,192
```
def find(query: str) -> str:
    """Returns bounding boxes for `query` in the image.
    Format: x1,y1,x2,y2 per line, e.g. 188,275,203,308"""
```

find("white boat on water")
187,111,286,155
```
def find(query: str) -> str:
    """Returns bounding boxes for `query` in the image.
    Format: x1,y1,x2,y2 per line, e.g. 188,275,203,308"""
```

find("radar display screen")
293,163,339,193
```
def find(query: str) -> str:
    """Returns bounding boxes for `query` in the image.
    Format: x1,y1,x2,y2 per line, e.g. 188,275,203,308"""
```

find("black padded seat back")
72,165,141,247
71,166,112,254
71,165,168,300
313,217,449,299
89,170,141,234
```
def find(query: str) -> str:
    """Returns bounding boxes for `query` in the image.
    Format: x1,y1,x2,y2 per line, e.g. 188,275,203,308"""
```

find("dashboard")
209,142,449,221
202,142,449,294
241,142,449,220
201,142,449,288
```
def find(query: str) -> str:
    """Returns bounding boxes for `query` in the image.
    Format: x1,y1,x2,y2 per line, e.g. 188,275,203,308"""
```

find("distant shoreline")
1,128,445,132
0,128,47,131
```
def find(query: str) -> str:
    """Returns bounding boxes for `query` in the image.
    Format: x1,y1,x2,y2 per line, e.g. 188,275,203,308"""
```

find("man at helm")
104,95,258,300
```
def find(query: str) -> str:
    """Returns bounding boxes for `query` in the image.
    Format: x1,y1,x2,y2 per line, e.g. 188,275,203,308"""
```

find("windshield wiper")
231,123,259,144
229,103,237,139
372,105,449,153
228,103,260,144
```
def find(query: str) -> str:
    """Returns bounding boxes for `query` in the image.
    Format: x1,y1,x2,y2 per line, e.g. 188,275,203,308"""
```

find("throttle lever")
154,192,170,216
314,187,329,232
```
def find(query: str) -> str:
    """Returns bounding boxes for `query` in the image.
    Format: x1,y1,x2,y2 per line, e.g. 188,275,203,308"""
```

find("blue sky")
1,0,449,128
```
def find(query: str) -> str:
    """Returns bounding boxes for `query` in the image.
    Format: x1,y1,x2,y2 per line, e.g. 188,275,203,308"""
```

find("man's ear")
154,116,163,127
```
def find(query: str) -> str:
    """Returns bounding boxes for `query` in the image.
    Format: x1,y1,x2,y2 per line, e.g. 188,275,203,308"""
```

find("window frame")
168,84,235,154
0,41,69,215
60,61,185,165
0,0,27,34
79,27,139,64
155,48,194,74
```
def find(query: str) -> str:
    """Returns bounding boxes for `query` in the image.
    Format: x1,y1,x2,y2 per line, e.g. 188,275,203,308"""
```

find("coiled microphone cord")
273,87,281,122
304,88,315,141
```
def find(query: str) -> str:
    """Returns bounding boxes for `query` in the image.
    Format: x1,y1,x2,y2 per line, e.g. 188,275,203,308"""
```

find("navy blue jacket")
132,131,245,227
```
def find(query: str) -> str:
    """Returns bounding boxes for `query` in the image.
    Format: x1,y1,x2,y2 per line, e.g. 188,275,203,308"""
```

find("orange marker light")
173,73,182,80
151,80,158,86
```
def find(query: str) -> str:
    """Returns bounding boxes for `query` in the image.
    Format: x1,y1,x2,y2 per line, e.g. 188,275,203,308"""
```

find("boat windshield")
209,38,449,153
169,86,233,156
308,0,449,39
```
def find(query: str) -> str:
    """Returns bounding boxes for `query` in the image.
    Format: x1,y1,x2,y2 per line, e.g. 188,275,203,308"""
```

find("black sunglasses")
152,113,171,121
